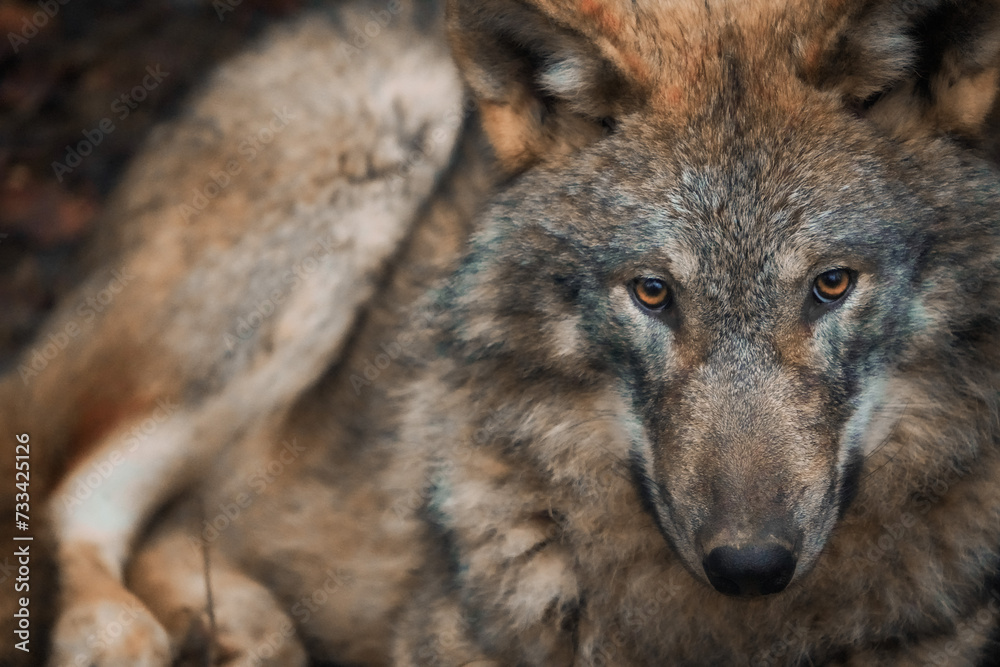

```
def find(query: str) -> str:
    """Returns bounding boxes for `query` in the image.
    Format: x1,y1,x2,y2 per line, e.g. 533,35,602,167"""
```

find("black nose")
702,544,796,597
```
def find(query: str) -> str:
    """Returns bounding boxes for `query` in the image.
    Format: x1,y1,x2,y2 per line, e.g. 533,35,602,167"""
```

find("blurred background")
0,0,306,371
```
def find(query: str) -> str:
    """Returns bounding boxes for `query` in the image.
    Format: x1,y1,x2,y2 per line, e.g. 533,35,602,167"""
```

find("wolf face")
442,0,1000,601
453,101,932,598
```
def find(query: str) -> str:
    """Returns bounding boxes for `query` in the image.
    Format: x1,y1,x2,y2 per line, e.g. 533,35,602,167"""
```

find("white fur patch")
540,57,589,99
547,314,583,358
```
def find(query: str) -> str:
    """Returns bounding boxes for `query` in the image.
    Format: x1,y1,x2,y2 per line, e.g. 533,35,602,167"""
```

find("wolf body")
6,0,1000,665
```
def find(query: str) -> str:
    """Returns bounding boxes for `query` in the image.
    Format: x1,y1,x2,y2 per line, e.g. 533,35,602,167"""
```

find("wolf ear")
447,0,638,173
804,0,1000,141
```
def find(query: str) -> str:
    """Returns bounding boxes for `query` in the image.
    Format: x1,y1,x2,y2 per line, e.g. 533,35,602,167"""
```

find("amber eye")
633,277,672,310
813,269,853,304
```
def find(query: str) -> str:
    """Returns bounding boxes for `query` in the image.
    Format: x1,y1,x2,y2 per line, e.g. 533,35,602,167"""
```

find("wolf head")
443,0,1000,597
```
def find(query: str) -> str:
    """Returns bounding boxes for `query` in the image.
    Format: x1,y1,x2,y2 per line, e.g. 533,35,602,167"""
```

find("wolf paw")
172,606,308,667
50,595,172,667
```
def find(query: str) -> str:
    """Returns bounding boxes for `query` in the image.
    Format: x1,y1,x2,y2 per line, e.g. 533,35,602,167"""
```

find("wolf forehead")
494,135,925,285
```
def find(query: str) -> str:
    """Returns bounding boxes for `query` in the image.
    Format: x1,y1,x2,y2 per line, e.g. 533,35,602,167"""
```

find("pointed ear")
803,0,1000,142
447,0,642,173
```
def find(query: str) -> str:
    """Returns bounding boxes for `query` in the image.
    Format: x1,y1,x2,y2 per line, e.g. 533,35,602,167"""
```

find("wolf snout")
701,542,797,597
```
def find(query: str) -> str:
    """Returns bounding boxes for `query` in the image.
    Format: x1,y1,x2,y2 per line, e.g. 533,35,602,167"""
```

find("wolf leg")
48,542,171,667
128,518,308,667
46,409,206,667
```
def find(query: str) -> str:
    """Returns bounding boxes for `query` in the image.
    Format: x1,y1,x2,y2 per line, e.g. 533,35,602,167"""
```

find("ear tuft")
805,0,1000,142
447,0,634,173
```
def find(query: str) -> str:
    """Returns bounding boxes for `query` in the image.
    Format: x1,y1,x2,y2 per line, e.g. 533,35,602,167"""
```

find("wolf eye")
813,269,853,304
632,277,672,310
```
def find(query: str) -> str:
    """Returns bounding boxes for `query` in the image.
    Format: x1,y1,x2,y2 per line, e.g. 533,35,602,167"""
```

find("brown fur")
0,1,470,664
7,0,1000,665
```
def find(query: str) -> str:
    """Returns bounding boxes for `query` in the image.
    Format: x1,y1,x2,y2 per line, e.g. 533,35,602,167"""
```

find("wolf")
6,0,1000,664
